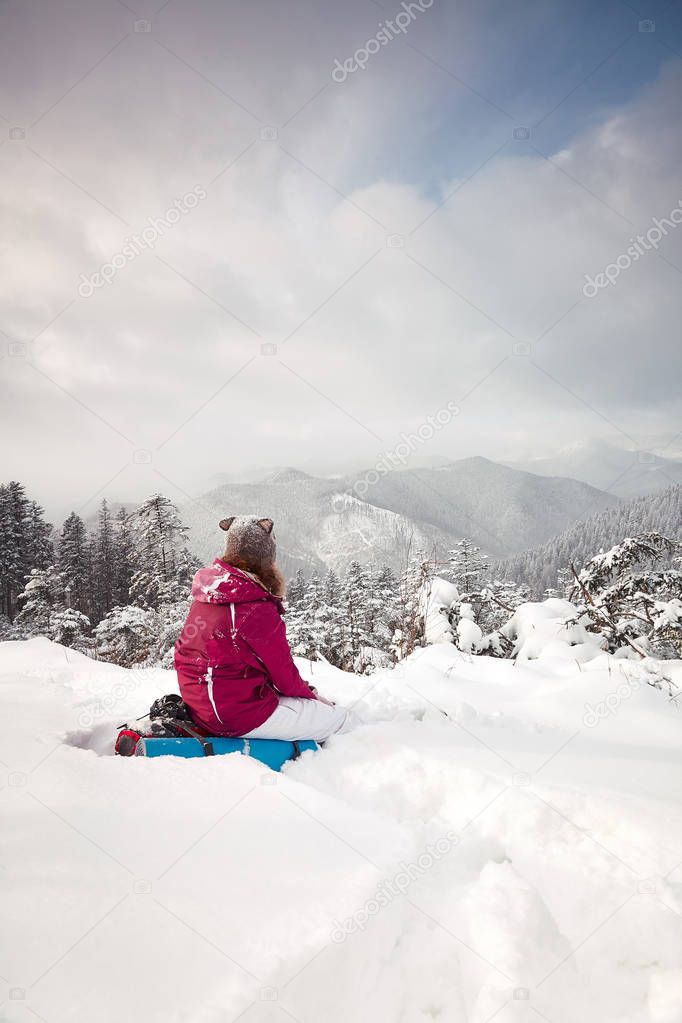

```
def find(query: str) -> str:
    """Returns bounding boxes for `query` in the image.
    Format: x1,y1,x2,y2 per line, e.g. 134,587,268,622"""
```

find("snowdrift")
1,636,681,1022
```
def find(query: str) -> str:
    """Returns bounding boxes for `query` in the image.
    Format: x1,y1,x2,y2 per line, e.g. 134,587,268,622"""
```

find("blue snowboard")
134,735,318,771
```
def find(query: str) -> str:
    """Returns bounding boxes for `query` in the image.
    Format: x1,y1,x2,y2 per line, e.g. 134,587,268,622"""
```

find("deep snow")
1,637,682,1023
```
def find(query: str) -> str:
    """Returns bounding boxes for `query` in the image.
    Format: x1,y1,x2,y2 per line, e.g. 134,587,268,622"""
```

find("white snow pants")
242,696,359,742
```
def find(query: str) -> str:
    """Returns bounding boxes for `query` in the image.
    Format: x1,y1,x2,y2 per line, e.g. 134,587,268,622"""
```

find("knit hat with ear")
219,515,276,569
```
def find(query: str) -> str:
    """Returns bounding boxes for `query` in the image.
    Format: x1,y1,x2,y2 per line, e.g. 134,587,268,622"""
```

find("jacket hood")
191,559,281,607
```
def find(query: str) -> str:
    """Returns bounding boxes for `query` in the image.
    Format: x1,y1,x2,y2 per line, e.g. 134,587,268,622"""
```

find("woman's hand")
308,684,334,706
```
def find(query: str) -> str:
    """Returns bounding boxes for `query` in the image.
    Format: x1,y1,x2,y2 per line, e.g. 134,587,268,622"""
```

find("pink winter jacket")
174,559,316,736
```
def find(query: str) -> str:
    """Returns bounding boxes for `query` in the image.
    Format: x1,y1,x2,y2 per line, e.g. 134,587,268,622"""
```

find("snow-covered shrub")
93,596,191,669
572,533,682,658
650,598,682,658
501,599,605,662
438,538,531,656
95,605,159,666
456,604,484,654
355,645,394,673
419,576,458,645
390,553,433,662
49,608,92,651
153,597,192,668
420,558,528,657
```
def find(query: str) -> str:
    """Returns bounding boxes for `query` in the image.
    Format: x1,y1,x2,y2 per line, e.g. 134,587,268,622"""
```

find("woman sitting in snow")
175,515,357,741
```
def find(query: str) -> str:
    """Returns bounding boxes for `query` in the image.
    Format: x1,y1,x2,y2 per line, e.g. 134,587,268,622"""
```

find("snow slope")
2,638,682,1023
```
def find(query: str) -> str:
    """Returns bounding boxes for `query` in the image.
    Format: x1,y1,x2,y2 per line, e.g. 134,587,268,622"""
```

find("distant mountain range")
181,456,618,577
507,438,682,498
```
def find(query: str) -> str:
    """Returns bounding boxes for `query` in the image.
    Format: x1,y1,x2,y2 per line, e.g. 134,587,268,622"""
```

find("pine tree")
340,561,374,671
313,570,342,664
128,495,195,609
448,538,488,596
0,483,28,620
0,484,21,620
99,495,199,665
24,500,53,569
112,507,134,606
49,607,91,650
0,482,53,621
16,567,63,637
322,568,342,607
90,499,115,623
286,573,324,660
57,512,91,615
368,565,400,653
286,568,307,606
286,564,403,671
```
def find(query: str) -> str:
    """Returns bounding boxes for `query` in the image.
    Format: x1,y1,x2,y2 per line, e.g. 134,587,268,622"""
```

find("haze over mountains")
182,456,618,577
75,439,681,579
506,438,682,498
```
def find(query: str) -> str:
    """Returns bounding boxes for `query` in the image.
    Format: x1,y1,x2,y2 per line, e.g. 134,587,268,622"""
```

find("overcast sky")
1,0,681,520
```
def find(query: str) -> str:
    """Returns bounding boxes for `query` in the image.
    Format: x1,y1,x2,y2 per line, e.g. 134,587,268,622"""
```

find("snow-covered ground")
2,637,682,1023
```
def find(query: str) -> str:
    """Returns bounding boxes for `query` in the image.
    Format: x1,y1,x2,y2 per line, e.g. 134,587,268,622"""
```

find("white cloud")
0,6,680,516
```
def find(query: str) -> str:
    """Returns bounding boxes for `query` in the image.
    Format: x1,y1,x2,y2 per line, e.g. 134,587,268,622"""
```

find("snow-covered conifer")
57,512,92,615
16,567,63,637
571,532,682,657
49,607,91,650
447,538,488,596
90,499,115,623
128,495,196,609
112,507,134,606
95,605,159,667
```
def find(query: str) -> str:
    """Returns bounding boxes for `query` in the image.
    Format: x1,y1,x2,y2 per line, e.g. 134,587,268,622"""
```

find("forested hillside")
497,484,682,594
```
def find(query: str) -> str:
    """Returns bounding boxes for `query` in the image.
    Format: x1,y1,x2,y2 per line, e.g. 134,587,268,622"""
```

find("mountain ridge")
181,456,619,577
507,438,682,498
